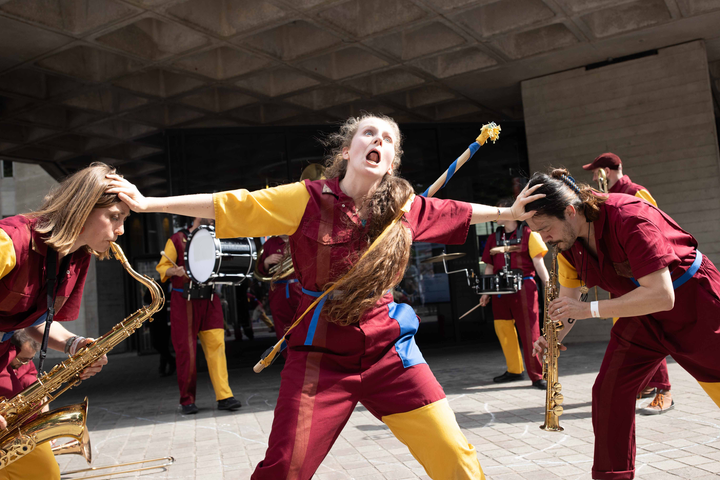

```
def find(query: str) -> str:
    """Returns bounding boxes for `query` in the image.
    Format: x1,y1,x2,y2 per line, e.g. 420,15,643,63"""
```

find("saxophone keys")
550,405,564,416
552,382,562,393
552,393,564,405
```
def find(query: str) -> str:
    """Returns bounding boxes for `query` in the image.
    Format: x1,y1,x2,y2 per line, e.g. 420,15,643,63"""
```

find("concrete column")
521,40,720,342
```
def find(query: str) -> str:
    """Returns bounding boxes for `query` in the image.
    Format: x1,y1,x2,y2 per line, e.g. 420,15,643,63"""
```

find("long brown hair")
321,114,414,326
26,162,121,259
526,167,607,222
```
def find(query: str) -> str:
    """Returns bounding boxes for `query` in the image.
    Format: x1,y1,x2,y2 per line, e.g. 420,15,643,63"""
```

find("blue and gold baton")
421,122,501,198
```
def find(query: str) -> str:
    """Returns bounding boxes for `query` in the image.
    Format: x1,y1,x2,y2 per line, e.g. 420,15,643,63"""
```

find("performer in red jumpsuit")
156,217,241,415
109,114,543,480
480,201,549,389
0,330,41,400
583,152,671,414
257,235,301,343
0,163,118,480
528,168,720,480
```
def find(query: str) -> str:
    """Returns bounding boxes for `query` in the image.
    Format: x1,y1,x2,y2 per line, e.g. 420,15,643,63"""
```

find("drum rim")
185,225,221,284
184,226,257,285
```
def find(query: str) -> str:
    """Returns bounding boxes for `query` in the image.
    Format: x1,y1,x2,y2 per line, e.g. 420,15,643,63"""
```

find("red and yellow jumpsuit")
156,231,234,406
0,215,92,480
257,236,301,342
481,225,547,382
213,178,484,479
557,194,720,480
608,175,671,392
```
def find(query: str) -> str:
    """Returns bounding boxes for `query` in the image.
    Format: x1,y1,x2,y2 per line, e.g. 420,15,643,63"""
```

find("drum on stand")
473,269,524,295
184,226,257,285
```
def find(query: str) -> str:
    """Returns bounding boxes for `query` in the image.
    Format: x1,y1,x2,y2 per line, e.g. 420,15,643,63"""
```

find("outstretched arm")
106,174,214,218
470,183,544,225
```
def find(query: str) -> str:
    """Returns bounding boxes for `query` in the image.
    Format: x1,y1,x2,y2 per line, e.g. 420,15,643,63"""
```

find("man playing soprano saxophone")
584,153,674,415
526,168,720,480
0,163,122,479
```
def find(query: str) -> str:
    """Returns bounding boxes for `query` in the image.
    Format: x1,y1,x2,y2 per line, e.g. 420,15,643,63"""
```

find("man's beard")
551,221,578,252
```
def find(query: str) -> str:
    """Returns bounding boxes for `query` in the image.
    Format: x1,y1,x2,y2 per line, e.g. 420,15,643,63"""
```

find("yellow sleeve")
528,231,548,259
156,239,177,283
213,182,310,239
558,253,583,288
0,229,16,280
635,189,657,207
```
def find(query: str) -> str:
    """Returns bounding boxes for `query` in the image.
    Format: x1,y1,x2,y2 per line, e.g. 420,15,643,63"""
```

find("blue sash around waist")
275,279,299,298
630,251,702,289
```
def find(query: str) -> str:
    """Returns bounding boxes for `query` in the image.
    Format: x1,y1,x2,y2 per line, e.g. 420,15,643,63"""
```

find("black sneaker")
532,379,548,390
493,371,524,383
217,397,242,411
181,403,199,415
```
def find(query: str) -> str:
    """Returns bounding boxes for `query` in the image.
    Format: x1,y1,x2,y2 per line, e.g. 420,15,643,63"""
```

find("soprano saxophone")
540,246,564,432
0,242,164,469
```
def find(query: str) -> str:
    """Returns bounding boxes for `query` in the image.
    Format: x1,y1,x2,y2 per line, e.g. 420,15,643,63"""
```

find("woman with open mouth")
107,113,542,480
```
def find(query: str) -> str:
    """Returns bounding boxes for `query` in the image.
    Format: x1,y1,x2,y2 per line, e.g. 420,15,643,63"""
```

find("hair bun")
550,168,570,179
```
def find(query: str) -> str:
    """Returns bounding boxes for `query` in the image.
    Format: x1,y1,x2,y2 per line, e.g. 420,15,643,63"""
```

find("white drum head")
187,228,216,283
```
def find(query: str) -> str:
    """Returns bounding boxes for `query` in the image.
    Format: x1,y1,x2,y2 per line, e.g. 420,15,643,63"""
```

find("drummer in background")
583,152,672,415
257,236,300,345
479,198,550,389
156,217,241,415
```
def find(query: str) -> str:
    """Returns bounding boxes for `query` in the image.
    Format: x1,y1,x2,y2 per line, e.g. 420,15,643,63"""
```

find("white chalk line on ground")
480,410,720,472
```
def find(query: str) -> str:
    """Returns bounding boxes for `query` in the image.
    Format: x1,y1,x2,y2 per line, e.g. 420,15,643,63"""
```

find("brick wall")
521,40,720,343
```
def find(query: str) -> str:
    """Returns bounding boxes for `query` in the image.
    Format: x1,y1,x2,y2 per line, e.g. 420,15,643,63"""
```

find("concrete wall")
521,40,720,343
0,164,14,217
13,163,57,215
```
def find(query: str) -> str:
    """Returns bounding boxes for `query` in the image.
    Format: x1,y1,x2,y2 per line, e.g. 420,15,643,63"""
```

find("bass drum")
184,226,257,285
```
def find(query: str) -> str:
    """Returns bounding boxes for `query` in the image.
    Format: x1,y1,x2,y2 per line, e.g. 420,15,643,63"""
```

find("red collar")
609,175,632,194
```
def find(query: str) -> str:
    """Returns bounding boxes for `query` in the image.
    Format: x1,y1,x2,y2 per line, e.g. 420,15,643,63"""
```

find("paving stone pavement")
52,340,720,479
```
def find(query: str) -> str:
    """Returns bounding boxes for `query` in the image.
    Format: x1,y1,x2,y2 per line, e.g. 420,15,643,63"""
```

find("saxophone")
0,242,164,469
540,246,564,432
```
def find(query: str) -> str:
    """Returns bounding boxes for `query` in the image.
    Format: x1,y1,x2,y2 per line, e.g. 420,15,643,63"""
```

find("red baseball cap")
582,153,622,170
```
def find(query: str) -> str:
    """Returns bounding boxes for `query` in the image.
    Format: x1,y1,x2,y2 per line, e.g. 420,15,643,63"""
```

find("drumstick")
161,251,189,278
460,302,483,319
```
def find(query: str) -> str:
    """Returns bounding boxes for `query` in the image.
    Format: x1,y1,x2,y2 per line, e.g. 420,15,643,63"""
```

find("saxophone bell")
0,243,164,470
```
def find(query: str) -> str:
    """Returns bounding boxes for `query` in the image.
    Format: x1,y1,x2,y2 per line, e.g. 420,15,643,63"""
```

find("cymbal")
421,252,466,264
489,245,521,255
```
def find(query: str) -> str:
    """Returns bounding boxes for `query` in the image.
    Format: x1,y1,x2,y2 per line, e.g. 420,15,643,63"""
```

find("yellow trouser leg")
198,329,233,401
494,319,523,374
382,398,484,480
0,442,59,480
698,381,720,409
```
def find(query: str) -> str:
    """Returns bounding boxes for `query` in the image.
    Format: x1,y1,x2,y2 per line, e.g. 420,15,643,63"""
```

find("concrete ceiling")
0,0,719,195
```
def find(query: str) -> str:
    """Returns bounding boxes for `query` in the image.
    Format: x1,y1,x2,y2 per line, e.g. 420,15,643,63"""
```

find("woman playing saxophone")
0,163,127,480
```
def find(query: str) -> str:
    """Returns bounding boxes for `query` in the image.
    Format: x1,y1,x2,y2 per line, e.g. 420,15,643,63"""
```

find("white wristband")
69,336,87,356
590,301,600,318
